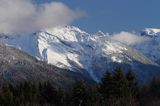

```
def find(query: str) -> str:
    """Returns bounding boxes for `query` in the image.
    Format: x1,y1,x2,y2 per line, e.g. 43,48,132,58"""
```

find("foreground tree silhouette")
126,69,138,97
1,67,159,106
139,77,160,106
99,67,138,106
38,81,60,105
70,79,88,106
112,67,128,97
85,85,103,106
100,71,113,99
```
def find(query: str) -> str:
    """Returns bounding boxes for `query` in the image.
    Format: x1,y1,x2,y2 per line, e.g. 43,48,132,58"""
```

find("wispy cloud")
111,31,149,45
0,0,84,33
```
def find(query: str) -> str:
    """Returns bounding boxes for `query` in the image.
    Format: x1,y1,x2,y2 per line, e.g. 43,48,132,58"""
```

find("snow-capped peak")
1,26,159,82
40,26,90,42
134,28,160,65
141,28,160,37
94,30,109,37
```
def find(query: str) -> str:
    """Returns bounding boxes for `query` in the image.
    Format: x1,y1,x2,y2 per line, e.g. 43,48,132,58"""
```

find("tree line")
0,67,160,106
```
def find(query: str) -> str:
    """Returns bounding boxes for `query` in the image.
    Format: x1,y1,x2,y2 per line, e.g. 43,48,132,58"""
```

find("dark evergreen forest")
0,67,159,106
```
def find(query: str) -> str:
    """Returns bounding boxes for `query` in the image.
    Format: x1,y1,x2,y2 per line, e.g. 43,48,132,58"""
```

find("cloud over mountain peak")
0,0,83,33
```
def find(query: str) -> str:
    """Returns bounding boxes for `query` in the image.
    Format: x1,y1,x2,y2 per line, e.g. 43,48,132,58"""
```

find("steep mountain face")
1,26,160,83
134,28,160,64
0,45,93,88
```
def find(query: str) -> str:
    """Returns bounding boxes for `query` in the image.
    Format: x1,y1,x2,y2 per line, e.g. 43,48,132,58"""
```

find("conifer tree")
112,67,128,98
71,79,87,106
39,81,58,105
87,85,103,106
100,71,113,99
126,69,138,97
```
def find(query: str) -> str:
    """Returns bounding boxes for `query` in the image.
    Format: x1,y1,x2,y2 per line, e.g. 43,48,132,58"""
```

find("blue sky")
34,0,160,33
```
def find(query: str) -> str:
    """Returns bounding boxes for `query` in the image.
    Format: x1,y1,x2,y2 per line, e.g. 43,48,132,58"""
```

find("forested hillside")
0,67,159,106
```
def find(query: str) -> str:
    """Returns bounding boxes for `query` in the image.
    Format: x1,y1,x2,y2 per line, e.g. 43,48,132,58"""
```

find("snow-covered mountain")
0,26,160,82
134,28,160,64
141,28,160,37
0,45,93,87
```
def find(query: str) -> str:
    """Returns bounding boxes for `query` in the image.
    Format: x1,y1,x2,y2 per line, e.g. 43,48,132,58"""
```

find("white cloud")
111,32,149,45
0,0,83,33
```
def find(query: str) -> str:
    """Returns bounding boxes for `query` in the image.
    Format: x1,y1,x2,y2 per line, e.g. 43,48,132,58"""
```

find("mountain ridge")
1,26,160,83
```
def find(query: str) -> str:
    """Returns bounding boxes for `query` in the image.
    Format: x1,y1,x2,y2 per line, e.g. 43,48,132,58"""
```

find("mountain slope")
1,26,160,83
134,28,160,64
89,37,160,82
0,44,93,87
